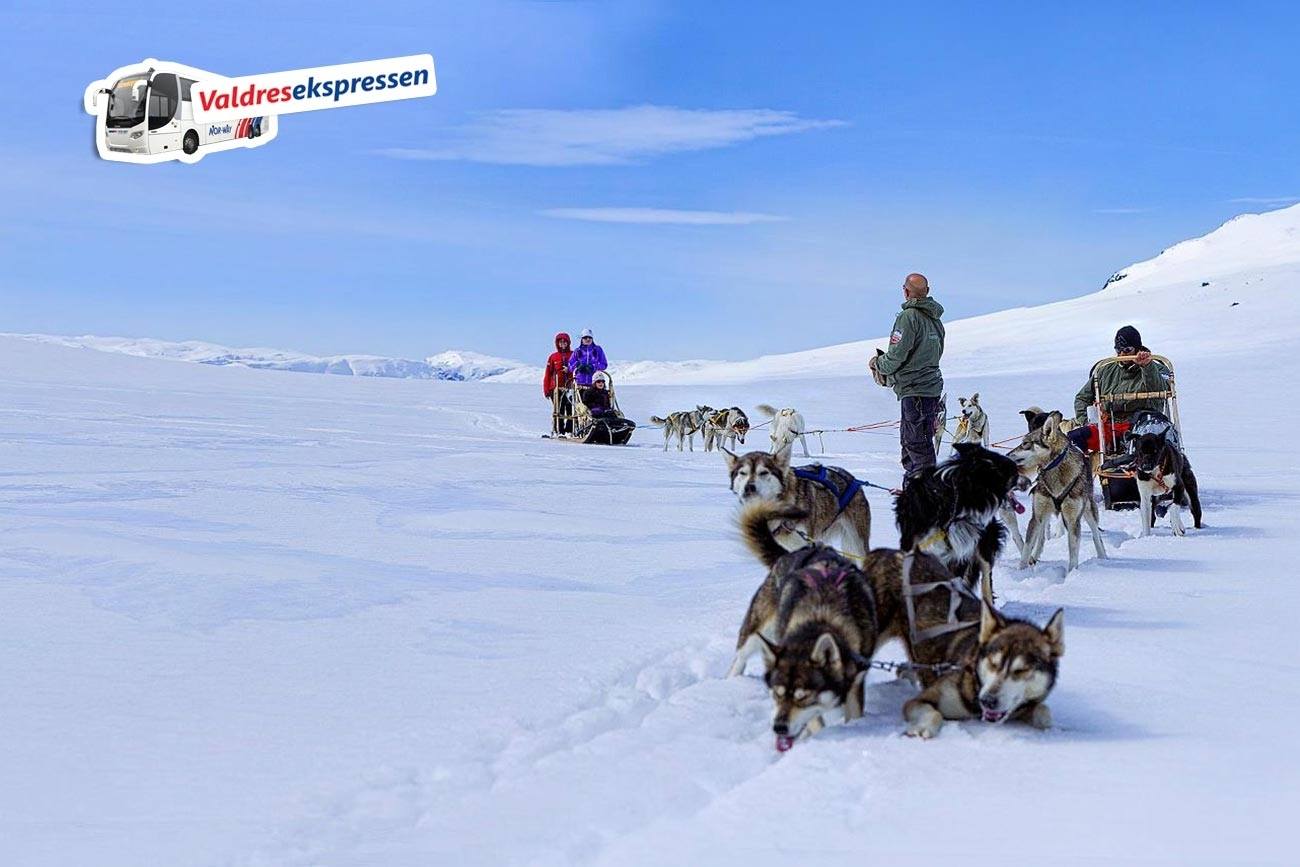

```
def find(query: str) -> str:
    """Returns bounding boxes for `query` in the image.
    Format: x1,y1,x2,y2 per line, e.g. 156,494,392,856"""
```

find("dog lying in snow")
903,596,1064,738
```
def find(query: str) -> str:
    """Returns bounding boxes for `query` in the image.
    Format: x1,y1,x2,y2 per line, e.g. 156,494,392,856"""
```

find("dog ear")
979,601,1006,645
1043,411,1065,444
721,446,739,469
811,633,843,678
971,392,980,404
1043,609,1065,658
774,443,793,469
758,633,780,665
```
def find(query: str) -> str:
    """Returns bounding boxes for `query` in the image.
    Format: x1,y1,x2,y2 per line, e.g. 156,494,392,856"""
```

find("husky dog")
704,407,750,452
756,404,811,458
724,446,871,557
894,443,1020,601
902,599,1064,738
729,502,892,749
649,405,713,452
952,393,990,446
933,393,948,456
1007,411,1106,571
1126,411,1203,537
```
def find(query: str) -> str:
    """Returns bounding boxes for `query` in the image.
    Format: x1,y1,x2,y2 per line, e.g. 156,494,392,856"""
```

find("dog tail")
649,415,668,426
755,403,778,418
738,500,807,567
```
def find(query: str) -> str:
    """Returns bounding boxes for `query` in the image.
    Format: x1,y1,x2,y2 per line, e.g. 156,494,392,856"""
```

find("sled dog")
1007,411,1106,571
756,404,811,458
648,405,713,452
894,443,1020,601
952,393,990,447
728,502,894,749
902,598,1064,738
704,407,750,452
1127,411,1203,537
724,446,871,557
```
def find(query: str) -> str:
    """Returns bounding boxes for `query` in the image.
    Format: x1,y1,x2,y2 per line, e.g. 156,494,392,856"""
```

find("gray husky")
1007,411,1106,571
724,446,871,558
649,405,713,451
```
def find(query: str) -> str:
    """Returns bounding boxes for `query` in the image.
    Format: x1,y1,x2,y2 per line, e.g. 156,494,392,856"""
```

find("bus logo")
84,58,279,165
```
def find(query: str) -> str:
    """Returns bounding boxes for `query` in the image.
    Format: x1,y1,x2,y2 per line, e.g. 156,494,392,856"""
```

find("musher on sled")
1067,325,1171,454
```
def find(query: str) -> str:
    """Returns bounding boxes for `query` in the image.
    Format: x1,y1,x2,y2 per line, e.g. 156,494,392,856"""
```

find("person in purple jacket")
567,328,608,386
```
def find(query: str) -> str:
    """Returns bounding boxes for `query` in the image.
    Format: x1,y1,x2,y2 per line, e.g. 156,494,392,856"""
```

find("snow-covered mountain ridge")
9,202,1300,385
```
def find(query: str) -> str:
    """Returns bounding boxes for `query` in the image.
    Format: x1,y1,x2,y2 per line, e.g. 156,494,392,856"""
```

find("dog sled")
1088,354,1182,510
544,373,636,446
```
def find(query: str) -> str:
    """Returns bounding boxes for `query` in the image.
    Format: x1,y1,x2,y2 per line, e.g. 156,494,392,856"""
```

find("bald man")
869,273,947,483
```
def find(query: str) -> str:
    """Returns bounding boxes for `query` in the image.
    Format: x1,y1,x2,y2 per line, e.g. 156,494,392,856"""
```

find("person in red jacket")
543,332,574,434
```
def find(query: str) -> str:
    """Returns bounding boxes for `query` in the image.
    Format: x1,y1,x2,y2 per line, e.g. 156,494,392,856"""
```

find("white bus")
99,67,274,157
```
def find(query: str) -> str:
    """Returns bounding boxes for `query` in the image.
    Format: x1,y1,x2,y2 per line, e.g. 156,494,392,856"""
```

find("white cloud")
1228,196,1300,205
375,105,844,166
540,207,787,225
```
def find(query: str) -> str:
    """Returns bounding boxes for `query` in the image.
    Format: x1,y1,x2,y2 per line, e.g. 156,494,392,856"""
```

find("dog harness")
899,552,981,643
793,464,865,517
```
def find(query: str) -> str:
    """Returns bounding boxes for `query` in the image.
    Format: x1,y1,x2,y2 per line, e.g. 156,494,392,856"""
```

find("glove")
578,364,594,375
545,390,553,399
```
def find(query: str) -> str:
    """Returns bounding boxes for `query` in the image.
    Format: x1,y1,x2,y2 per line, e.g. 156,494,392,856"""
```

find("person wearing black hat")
1067,325,1171,452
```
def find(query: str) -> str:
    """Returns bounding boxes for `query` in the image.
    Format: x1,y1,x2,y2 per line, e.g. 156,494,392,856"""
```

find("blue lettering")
412,69,428,86
292,83,306,100
399,71,413,87
361,75,374,91
307,76,322,99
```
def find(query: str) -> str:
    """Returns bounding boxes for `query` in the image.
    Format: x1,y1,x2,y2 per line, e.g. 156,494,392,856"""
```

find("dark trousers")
900,395,942,480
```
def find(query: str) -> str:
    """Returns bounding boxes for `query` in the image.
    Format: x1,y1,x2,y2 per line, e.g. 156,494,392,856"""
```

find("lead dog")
724,446,871,558
756,404,811,459
902,597,1064,739
1007,411,1106,571
1126,410,1203,537
648,405,713,451
728,501,887,749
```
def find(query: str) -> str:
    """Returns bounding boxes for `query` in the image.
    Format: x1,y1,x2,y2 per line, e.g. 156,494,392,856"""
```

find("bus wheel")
183,131,199,155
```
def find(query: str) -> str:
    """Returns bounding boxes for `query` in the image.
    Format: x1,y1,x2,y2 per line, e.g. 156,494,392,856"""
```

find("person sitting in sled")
543,331,574,434
567,328,608,387
1067,324,1172,453
582,372,636,436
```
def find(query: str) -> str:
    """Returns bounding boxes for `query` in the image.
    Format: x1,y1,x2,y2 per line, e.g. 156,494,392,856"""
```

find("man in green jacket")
869,273,946,482
1067,324,1173,453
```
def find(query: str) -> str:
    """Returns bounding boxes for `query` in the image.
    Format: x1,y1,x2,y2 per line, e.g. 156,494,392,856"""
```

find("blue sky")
3,0,1299,361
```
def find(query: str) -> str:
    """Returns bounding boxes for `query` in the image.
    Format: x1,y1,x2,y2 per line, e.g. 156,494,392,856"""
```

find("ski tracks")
241,635,789,866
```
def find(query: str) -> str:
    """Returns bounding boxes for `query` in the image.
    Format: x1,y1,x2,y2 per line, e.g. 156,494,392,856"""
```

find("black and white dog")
895,443,1022,602
1127,411,1203,536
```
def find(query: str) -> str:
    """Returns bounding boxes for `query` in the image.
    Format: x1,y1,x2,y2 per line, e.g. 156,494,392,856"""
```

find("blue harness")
793,464,866,516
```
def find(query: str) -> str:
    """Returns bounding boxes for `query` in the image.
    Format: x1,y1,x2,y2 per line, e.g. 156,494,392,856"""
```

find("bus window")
180,78,194,102
148,73,179,130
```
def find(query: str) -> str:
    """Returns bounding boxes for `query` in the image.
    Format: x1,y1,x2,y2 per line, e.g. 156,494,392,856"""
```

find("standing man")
869,273,946,485
543,331,574,434
567,328,608,387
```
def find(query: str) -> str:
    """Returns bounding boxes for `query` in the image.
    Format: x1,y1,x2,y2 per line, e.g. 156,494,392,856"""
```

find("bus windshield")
106,76,148,128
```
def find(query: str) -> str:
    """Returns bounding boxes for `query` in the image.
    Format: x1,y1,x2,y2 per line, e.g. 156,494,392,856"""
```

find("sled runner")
544,374,635,446
1088,354,1182,510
